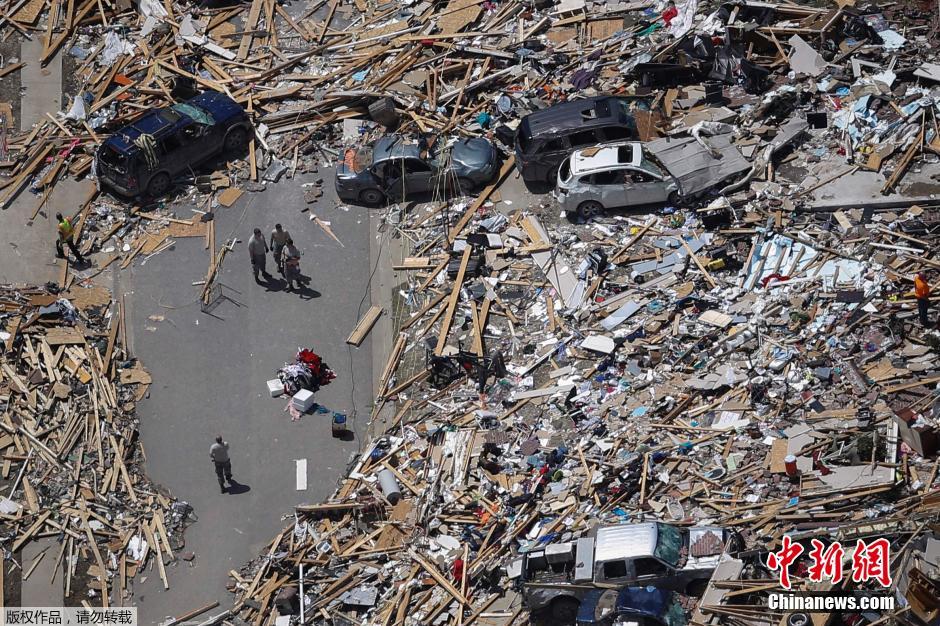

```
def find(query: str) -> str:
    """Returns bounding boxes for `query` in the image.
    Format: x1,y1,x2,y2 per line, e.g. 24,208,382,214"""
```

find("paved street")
122,174,375,623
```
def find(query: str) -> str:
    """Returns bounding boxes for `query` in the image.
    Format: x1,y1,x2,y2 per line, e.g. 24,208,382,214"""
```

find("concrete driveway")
125,171,375,623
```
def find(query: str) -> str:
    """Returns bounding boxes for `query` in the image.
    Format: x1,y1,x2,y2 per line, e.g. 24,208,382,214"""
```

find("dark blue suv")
96,91,251,197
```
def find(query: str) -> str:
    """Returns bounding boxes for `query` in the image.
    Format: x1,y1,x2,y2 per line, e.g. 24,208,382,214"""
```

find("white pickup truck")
516,522,740,623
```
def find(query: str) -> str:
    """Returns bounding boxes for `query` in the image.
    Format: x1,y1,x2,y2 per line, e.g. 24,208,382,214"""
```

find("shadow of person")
226,479,251,495
262,276,287,292
337,430,355,442
294,284,321,300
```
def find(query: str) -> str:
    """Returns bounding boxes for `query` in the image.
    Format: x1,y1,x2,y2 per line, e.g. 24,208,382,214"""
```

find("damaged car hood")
646,134,750,198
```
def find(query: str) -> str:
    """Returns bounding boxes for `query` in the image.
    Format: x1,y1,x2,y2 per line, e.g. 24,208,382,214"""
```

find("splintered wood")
0,284,192,604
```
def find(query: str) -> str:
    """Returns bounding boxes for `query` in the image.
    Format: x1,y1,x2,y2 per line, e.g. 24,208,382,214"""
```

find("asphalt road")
125,170,375,624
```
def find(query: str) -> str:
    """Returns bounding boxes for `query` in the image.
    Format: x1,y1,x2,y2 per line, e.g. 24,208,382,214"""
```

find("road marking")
295,459,307,491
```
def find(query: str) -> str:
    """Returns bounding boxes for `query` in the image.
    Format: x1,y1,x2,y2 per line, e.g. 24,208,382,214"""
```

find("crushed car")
576,587,689,626
335,135,498,206
515,522,739,623
96,91,251,197
554,132,750,220
515,95,639,185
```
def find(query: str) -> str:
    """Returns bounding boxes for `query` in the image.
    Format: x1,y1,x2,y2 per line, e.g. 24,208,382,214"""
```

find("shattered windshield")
172,103,214,126
654,524,682,566
98,145,129,171
639,151,666,178
343,147,373,173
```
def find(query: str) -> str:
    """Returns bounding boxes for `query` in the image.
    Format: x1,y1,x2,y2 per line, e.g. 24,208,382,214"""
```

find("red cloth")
761,273,790,288
452,558,464,583
662,5,678,25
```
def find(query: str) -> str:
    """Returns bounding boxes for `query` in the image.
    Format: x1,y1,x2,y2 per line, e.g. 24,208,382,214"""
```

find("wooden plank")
434,247,472,355
317,0,337,44
237,0,264,60
103,303,120,371
680,238,717,288
883,375,940,394
143,520,169,590
447,156,514,243
12,511,51,553
346,306,383,346
409,549,469,605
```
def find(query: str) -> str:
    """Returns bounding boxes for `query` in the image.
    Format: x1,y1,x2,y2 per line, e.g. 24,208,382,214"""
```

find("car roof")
103,108,187,154
570,142,642,175
594,523,657,562
373,135,422,163
520,96,626,138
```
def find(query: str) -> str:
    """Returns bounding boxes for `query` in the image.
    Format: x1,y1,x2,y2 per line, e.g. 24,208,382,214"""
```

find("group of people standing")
247,224,303,290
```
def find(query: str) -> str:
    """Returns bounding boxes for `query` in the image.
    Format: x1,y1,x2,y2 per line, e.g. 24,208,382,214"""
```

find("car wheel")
667,191,681,207
456,177,476,196
359,188,385,207
550,597,580,625
147,172,171,197
546,167,559,184
224,127,249,153
577,201,604,220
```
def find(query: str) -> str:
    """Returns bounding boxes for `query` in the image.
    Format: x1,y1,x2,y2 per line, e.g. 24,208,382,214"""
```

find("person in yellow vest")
915,271,932,327
55,213,85,263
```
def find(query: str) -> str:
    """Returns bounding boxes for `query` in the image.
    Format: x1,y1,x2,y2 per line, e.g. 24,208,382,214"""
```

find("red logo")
767,536,892,588
767,536,804,589
851,538,892,587
807,539,845,584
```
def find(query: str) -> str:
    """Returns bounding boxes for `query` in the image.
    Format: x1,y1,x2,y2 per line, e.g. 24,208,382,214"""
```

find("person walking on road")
270,223,292,273
915,271,932,327
283,238,302,291
55,213,85,263
210,435,233,493
248,228,271,282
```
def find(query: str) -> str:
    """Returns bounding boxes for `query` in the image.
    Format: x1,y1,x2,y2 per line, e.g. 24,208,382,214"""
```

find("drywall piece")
699,310,733,328
789,35,827,77
817,465,894,490
914,62,940,82
601,300,643,331
528,216,580,308
514,384,576,399
580,335,616,354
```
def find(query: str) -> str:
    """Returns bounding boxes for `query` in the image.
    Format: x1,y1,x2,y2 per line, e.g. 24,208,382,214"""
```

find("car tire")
359,188,385,207
146,172,171,197
224,127,249,153
456,177,476,196
550,597,580,625
577,201,604,220
667,191,681,207
546,167,559,184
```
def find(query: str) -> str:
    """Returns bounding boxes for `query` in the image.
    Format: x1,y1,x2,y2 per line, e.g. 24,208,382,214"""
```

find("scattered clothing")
278,348,336,396
662,4,679,26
